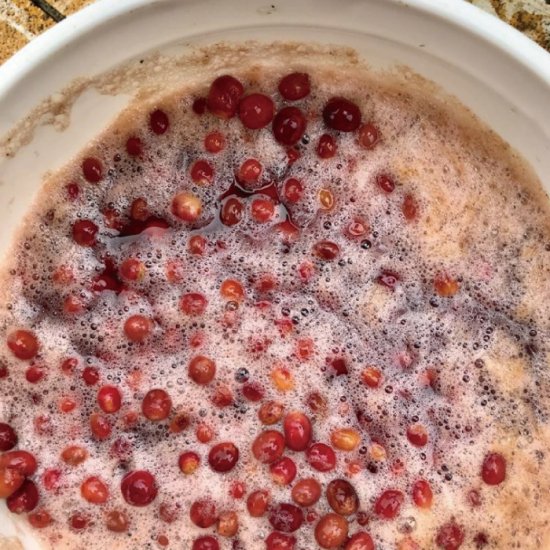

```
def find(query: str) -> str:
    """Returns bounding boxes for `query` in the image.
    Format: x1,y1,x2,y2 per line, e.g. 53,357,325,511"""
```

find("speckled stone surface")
0,0,549,64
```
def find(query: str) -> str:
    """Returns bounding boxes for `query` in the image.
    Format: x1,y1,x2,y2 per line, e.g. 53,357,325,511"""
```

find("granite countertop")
0,0,549,64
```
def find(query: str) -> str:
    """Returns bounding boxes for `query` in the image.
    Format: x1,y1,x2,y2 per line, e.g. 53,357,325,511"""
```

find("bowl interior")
0,0,549,546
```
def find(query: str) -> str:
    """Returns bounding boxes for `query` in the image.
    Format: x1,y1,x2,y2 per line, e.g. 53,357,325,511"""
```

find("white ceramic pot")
0,0,549,546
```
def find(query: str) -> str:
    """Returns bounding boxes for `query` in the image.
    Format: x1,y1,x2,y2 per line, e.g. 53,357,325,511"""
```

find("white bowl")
0,0,549,546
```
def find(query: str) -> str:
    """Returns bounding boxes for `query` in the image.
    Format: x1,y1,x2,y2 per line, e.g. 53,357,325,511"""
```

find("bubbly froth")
0,45,549,550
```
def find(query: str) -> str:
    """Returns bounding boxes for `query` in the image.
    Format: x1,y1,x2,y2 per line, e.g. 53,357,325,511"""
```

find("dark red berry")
82,157,103,183
120,470,157,506
272,107,306,146
208,442,239,473
207,75,244,119
317,134,337,158
238,93,274,129
7,479,39,514
269,503,304,533
374,489,403,519
376,174,395,193
150,109,169,135
126,137,143,156
278,72,311,101
323,98,361,132
481,452,506,485
72,220,98,247
435,521,465,550
0,423,17,451
192,98,207,115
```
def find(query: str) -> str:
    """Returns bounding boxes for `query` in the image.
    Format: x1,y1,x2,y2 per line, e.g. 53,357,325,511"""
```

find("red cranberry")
61,445,88,466
82,366,100,386
481,452,506,485
376,270,400,290
120,470,157,506
119,258,145,281
7,479,39,513
150,109,169,134
221,197,244,226
323,98,361,132
172,191,202,222
190,498,218,528
242,381,265,401
193,536,220,550
72,220,98,247
142,389,172,421
0,465,24,499
412,480,433,508
204,131,225,153
266,531,296,550
208,442,239,473
69,512,90,530
26,363,46,383
7,329,38,360
287,148,300,164
189,235,207,255
376,174,395,193
97,385,122,414
189,355,216,385
179,451,200,475
272,107,306,146
82,157,103,183
402,194,418,220
247,489,269,517
106,509,129,532
291,478,321,507
90,413,111,439
278,72,310,101
317,134,337,158
269,503,304,533
180,292,208,316
315,513,349,548
435,521,465,550
0,450,38,475
306,443,336,472
66,182,80,200
126,137,143,156
207,75,244,119
326,479,359,516
192,97,207,115
313,240,340,261
251,198,275,223
124,315,153,342
28,509,52,529
81,477,109,504
283,411,312,451
346,532,375,550
252,430,285,463
270,457,297,485
283,178,304,203
358,123,379,149
238,93,274,129
374,489,404,519
237,159,262,186
211,385,234,408
191,160,214,185
406,423,428,447
42,469,61,492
